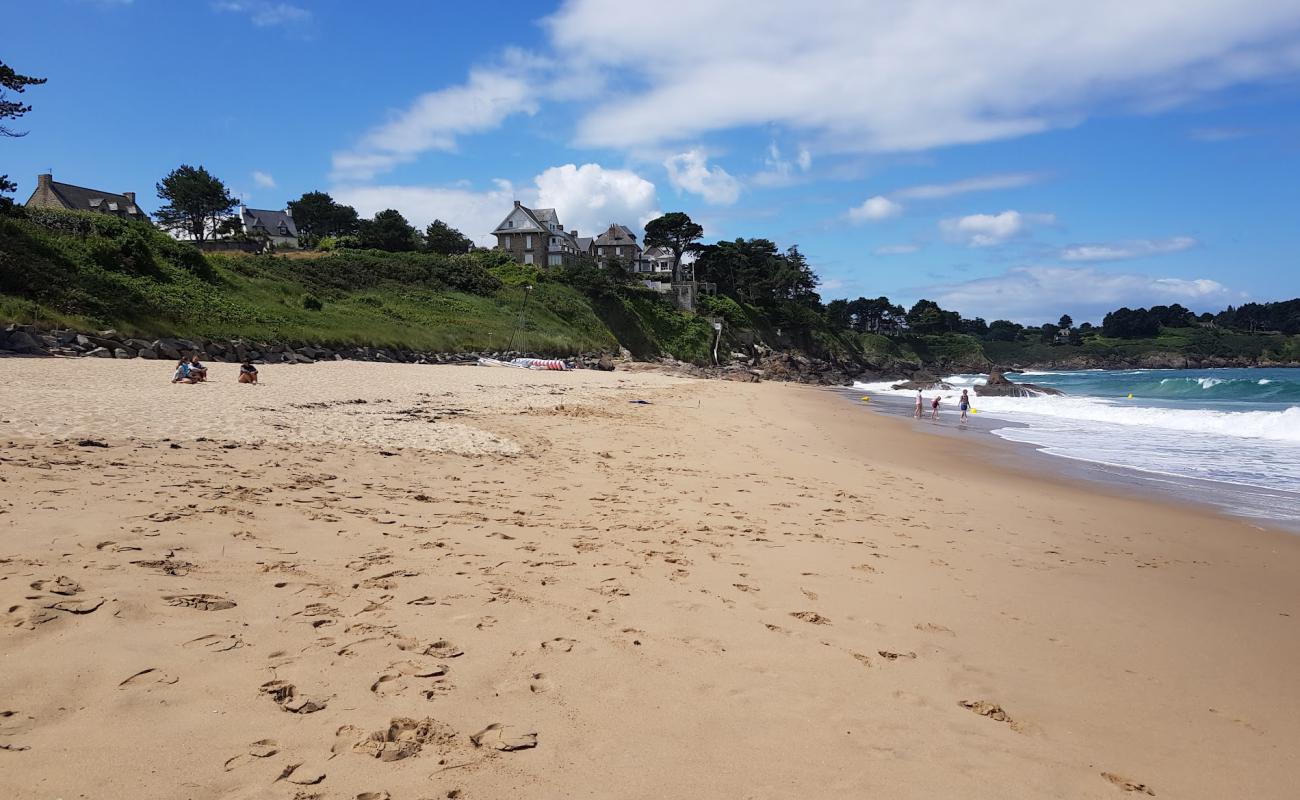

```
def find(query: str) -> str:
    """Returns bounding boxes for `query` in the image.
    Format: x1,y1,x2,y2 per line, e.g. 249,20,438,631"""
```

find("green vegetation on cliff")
3,206,1298,373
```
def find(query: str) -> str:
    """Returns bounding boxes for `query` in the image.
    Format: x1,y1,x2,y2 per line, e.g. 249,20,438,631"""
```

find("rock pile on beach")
0,323,612,370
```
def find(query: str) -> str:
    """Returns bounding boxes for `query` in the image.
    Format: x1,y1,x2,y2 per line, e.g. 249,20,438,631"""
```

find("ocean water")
855,368,1300,527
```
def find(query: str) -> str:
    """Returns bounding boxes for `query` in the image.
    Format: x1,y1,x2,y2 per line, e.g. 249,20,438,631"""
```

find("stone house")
593,223,645,270
24,173,148,221
239,206,299,249
491,201,581,267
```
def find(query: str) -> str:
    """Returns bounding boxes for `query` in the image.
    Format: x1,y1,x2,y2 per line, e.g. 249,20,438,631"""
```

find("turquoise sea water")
857,368,1300,527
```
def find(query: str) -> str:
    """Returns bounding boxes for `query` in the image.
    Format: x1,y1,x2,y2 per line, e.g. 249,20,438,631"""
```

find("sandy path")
1,359,1297,799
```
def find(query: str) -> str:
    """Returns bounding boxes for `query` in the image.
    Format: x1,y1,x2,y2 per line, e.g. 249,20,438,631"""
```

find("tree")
358,209,418,251
987,319,1023,341
425,219,474,255
1,61,47,195
154,165,237,243
644,212,704,282
287,191,359,240
1057,314,1073,330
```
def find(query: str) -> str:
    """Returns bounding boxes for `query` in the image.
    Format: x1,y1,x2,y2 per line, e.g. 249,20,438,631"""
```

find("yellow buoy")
860,396,871,401
1127,393,1133,399
971,409,978,414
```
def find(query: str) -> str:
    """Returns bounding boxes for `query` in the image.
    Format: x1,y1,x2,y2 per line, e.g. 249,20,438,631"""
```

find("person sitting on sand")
930,394,941,421
171,359,194,384
238,362,258,384
959,389,970,422
188,355,208,382
914,389,923,419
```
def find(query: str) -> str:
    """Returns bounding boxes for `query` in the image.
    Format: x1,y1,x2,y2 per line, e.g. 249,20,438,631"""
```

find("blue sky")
7,0,1300,322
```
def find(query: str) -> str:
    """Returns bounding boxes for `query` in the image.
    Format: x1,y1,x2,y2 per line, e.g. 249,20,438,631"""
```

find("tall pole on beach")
507,283,533,353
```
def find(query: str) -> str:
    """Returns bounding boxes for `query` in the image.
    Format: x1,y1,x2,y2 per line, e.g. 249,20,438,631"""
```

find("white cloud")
535,163,660,235
940,210,1055,247
333,163,659,247
545,0,1300,153
874,243,920,255
213,1,310,27
923,266,1241,323
332,68,539,180
252,170,276,189
752,142,813,187
848,195,902,223
1061,236,1198,262
892,173,1044,200
332,180,517,248
663,149,741,205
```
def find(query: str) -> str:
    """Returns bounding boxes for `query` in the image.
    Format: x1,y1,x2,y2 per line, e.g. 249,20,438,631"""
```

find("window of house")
526,235,533,249
524,253,533,265
503,235,511,248
548,254,562,266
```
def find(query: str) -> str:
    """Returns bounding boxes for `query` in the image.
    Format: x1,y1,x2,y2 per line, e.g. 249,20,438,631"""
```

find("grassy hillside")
983,326,1300,366
0,208,633,355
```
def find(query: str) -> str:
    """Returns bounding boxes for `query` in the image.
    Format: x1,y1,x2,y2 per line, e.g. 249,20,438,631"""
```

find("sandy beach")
1,358,1297,800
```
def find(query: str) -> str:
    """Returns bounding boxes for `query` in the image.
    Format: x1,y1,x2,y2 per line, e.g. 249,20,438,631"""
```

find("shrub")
302,294,323,311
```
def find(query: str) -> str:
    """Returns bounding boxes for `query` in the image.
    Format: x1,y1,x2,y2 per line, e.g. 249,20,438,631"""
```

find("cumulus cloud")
940,210,1055,247
922,265,1241,323
545,0,1300,152
333,162,659,247
1061,236,1197,262
251,170,276,189
535,163,661,234
332,68,539,181
213,1,311,27
848,195,902,223
892,173,1045,200
332,180,517,248
663,149,741,205
874,243,920,255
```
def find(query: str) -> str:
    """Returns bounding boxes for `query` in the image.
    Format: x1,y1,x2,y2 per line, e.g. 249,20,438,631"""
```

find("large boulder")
113,348,134,359
138,347,158,359
974,369,1064,397
86,347,113,358
3,330,48,355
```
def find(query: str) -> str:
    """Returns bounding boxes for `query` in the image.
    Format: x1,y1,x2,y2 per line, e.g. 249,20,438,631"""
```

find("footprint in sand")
529,673,553,693
915,622,954,635
118,668,179,690
470,723,538,752
877,650,917,661
30,576,82,596
275,761,326,785
336,717,458,762
370,661,451,698
1101,772,1156,795
260,680,328,714
165,594,236,611
132,558,196,577
790,611,830,625
959,700,1027,733
183,633,245,652
222,739,279,771
540,637,576,653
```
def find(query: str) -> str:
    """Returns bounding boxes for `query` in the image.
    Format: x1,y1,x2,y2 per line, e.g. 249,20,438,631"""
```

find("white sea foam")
854,379,1300,444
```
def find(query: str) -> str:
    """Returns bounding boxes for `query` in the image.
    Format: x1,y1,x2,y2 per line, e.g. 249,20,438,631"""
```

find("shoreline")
848,385,1300,532
2,360,1297,799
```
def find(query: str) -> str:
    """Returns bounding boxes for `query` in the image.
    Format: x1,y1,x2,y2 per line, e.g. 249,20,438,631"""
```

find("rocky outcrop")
974,369,1064,398
0,323,639,375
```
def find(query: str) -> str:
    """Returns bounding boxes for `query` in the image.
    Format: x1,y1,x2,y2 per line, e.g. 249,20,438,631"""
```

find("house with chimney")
239,206,299,249
491,201,582,267
24,173,148,221
642,245,675,274
592,223,643,270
